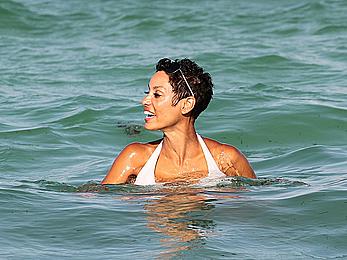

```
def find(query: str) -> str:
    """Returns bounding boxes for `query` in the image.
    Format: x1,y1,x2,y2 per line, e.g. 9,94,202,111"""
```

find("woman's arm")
101,143,145,184
219,144,256,178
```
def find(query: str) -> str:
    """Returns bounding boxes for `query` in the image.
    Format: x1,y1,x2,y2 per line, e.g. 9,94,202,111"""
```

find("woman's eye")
154,93,161,98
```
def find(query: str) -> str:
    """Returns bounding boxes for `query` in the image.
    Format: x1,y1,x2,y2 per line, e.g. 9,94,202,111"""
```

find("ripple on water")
10,176,308,195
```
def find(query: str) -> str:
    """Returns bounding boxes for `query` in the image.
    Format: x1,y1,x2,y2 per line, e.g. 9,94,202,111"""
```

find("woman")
101,58,256,185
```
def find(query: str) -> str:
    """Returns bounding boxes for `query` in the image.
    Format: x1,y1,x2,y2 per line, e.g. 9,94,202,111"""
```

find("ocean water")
1,0,347,259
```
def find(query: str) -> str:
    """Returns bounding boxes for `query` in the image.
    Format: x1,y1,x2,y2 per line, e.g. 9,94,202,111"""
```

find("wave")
49,108,103,126
0,126,57,138
274,2,325,15
205,93,347,149
0,1,34,31
1,94,120,127
237,54,322,74
314,25,347,35
244,54,290,64
12,176,307,194
0,0,57,33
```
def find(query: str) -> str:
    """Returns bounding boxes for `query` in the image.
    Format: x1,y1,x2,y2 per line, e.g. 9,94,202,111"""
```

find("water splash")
16,177,308,194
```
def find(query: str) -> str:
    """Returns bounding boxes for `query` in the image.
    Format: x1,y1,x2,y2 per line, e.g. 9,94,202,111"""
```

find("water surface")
1,0,346,259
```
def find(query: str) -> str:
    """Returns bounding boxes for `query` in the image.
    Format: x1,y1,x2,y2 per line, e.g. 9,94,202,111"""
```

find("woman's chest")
154,155,209,183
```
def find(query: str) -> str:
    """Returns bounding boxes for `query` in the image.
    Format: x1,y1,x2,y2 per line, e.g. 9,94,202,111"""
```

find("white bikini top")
134,134,225,185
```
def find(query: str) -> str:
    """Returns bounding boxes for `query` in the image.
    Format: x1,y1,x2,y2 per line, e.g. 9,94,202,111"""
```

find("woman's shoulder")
101,139,164,184
121,139,163,158
201,136,240,157
202,136,256,178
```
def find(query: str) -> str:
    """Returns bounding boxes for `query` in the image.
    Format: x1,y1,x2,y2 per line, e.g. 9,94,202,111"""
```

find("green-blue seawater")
1,0,346,259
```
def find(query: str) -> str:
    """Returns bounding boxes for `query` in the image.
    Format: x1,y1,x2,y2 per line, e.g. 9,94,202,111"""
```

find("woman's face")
142,71,183,131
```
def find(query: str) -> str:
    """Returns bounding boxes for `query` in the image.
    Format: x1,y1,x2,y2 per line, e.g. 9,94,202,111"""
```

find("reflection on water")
142,187,240,258
21,178,307,257
144,190,213,257
146,192,213,239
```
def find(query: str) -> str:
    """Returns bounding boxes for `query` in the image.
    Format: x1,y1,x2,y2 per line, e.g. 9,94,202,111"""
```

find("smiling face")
142,71,185,131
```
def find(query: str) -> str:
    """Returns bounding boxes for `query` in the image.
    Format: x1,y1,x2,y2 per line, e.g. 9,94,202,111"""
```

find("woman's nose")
142,94,151,106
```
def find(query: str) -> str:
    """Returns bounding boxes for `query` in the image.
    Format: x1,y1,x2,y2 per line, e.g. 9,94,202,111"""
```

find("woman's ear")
180,97,196,115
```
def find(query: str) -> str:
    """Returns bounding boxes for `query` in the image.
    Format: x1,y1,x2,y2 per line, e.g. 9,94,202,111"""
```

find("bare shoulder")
121,141,158,158
101,139,162,185
202,137,240,157
202,137,256,178
116,139,162,168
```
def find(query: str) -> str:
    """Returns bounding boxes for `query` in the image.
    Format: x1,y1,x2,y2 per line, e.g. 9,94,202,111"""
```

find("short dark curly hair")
155,58,213,119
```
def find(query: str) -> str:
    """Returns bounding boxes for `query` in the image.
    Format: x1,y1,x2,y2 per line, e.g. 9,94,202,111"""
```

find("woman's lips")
144,111,155,122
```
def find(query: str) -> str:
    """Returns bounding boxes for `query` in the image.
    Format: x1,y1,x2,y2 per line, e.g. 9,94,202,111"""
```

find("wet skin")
101,71,255,185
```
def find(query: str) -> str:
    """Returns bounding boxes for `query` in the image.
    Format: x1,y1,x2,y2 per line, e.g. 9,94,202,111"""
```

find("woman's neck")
161,124,201,166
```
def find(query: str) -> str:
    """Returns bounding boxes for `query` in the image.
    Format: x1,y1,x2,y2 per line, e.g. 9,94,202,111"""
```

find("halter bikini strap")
197,134,225,177
134,141,163,185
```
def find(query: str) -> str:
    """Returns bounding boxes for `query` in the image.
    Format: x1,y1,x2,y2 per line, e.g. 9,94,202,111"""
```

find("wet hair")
155,58,213,119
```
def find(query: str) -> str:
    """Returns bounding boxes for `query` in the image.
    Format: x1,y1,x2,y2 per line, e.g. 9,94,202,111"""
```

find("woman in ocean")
101,58,256,185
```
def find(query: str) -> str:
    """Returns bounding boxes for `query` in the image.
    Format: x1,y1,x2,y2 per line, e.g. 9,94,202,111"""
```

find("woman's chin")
144,123,158,131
